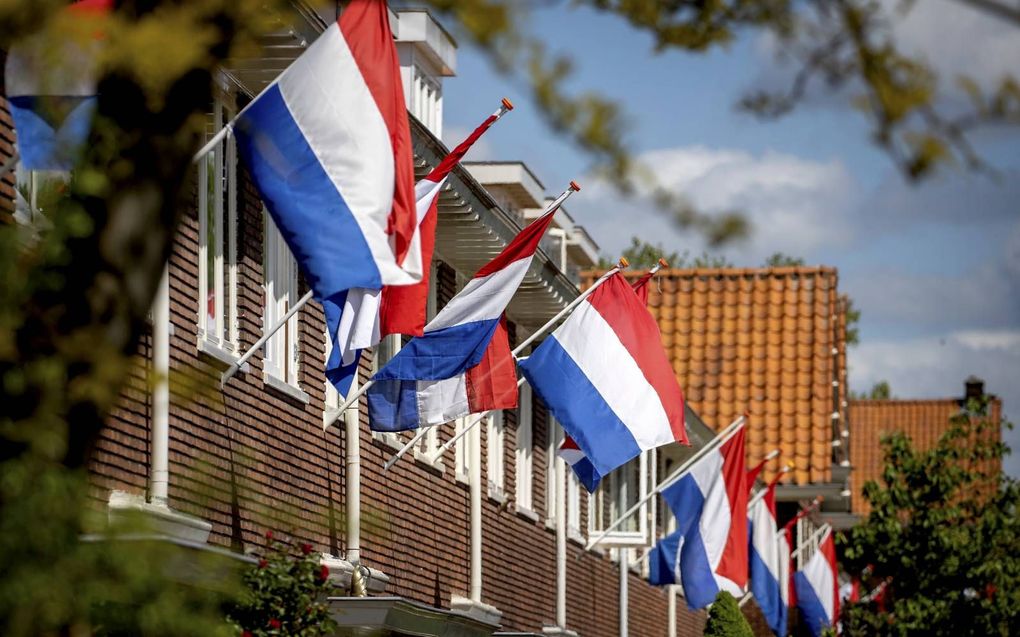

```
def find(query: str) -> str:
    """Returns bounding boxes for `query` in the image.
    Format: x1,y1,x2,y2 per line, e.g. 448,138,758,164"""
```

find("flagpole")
586,413,748,551
748,462,792,509
391,258,624,466
220,289,314,386
322,181,584,432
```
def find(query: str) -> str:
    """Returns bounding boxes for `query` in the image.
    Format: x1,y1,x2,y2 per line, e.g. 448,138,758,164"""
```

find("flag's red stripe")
472,210,556,279
715,428,749,587
821,531,840,621
426,114,498,183
339,0,416,266
585,273,688,445
465,316,518,412
631,270,654,307
379,193,439,337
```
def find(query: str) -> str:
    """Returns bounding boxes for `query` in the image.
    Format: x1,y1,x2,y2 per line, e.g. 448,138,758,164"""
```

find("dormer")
394,9,457,138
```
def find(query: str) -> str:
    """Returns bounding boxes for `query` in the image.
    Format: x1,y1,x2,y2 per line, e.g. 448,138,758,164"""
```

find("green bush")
704,590,753,637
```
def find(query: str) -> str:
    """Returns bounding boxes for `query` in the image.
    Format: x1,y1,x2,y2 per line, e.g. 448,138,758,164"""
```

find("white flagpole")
322,181,583,432
220,289,314,386
586,413,748,551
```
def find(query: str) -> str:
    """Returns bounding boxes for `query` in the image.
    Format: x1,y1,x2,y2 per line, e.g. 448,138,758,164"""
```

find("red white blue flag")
795,528,839,637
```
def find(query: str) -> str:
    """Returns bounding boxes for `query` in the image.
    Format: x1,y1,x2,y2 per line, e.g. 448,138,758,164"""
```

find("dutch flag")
233,0,420,310
749,477,785,635
659,426,748,609
326,102,511,398
366,200,562,431
794,527,840,637
556,267,662,492
525,271,687,485
4,0,111,170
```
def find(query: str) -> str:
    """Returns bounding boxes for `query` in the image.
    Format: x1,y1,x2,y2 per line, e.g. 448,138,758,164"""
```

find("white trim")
486,410,505,501
515,383,534,512
263,210,301,389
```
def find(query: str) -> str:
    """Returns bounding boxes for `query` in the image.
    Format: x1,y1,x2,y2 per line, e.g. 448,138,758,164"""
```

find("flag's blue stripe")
519,337,641,477
794,571,830,637
10,95,95,170
750,534,783,634
660,474,704,536
323,292,360,399
234,84,381,301
366,379,422,432
679,523,722,609
373,318,500,381
648,532,681,586
569,456,602,493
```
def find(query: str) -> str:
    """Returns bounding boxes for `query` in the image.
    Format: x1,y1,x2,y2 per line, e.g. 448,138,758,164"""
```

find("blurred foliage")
422,0,1020,243
228,533,338,637
704,590,754,637
762,252,805,267
597,235,734,268
850,379,892,400
839,398,1019,636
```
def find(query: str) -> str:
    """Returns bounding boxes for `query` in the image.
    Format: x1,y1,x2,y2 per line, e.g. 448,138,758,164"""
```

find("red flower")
300,542,313,555
319,564,330,581
265,530,274,541
268,618,282,629
242,632,253,637
258,559,268,569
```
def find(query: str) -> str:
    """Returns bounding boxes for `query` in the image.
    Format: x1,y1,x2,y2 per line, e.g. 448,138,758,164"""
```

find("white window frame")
197,81,239,357
370,334,404,449
486,410,506,502
515,383,534,514
546,415,562,527
567,462,583,542
587,449,655,548
263,210,301,391
454,416,471,484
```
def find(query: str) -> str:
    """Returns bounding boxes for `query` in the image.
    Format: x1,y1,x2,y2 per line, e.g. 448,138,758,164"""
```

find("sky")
435,0,1020,476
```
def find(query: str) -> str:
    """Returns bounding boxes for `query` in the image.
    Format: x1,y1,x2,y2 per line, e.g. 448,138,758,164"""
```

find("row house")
1,5,746,637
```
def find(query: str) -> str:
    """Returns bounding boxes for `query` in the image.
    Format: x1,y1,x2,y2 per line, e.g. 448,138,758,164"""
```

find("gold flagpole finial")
569,180,581,192
657,257,669,268
618,256,630,269
501,97,514,111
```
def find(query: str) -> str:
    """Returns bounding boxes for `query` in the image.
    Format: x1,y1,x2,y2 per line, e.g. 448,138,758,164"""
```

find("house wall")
77,155,715,635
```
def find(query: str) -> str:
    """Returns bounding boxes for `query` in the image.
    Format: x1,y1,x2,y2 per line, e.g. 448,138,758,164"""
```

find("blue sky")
436,0,1020,476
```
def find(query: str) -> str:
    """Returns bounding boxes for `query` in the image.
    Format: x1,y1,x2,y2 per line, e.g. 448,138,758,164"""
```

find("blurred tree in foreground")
703,590,754,637
839,399,1019,636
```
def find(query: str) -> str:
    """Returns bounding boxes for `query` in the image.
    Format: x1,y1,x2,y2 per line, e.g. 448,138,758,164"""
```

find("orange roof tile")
582,266,847,486
848,397,1002,513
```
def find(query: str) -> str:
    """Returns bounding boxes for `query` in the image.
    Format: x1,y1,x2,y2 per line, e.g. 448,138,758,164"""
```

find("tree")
704,590,754,637
425,0,1020,200
597,236,734,269
762,252,806,267
838,398,1019,636
851,380,893,400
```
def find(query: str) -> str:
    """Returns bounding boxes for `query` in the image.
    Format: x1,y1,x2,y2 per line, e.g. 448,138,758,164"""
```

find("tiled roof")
849,397,1003,513
582,267,848,486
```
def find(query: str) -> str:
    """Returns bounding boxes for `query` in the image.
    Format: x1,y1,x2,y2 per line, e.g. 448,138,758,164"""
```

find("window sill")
197,336,245,372
455,472,470,486
487,488,506,505
263,373,310,405
568,529,586,546
515,506,539,523
372,432,404,452
412,449,445,474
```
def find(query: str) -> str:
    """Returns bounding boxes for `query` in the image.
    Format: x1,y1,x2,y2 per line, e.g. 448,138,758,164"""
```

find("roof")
848,396,1002,513
581,266,848,486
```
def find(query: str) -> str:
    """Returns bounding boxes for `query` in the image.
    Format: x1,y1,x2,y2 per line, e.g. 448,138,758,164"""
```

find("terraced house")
2,4,859,636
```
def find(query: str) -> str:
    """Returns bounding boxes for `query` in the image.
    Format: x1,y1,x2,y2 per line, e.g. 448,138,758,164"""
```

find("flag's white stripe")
554,302,674,450
803,537,836,621
689,451,735,582
558,447,586,465
751,500,782,582
414,176,446,224
278,23,416,286
416,374,469,426
337,287,381,358
425,257,532,333
778,537,792,607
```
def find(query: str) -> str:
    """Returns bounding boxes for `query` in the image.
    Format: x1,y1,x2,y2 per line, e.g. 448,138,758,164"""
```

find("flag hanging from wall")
658,426,747,609
749,475,785,635
326,101,512,398
794,528,839,637
234,0,419,311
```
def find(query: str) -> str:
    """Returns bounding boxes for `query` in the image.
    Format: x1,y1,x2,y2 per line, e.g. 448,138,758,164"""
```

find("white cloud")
584,146,857,263
851,329,1020,476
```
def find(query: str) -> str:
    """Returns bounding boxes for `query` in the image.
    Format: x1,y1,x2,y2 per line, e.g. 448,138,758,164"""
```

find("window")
567,462,582,540
411,65,442,137
263,211,300,388
14,164,67,229
487,411,505,500
197,85,238,354
515,383,534,512
588,450,655,548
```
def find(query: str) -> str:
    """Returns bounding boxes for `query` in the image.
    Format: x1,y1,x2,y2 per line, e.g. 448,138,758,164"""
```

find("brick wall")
85,156,716,635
